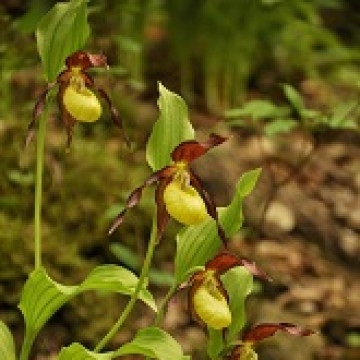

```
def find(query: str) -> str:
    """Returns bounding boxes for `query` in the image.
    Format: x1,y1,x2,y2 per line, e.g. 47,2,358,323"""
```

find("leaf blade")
146,83,194,171
19,265,157,355
174,168,262,284
36,0,90,81
222,266,253,342
114,327,190,360
0,321,16,360
282,84,304,114
58,343,113,360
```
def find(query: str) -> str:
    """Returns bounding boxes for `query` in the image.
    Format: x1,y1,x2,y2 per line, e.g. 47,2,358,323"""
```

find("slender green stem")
19,332,35,360
154,283,178,327
94,217,158,352
34,104,48,270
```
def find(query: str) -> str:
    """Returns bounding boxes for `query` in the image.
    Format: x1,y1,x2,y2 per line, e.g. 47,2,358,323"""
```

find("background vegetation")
0,0,359,359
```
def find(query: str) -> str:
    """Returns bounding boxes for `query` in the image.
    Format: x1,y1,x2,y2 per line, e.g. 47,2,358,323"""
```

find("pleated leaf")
146,83,194,171
19,265,156,356
36,0,90,81
0,320,16,360
114,327,190,360
222,266,253,342
58,327,189,360
57,343,113,360
174,168,261,284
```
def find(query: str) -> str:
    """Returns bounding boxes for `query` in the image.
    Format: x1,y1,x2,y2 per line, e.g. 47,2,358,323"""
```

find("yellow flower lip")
192,275,232,329
163,180,208,225
63,84,102,122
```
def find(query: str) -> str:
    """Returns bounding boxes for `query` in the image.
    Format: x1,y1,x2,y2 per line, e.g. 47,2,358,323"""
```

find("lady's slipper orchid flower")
27,51,129,148
226,323,315,360
189,252,271,330
109,133,227,242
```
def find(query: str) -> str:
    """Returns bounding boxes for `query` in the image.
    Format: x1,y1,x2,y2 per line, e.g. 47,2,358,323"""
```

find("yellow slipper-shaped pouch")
63,85,102,122
164,181,208,225
193,285,232,329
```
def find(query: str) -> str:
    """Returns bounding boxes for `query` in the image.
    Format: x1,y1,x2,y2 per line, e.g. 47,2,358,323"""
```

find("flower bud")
63,85,102,122
163,181,208,225
193,279,232,329
230,344,258,360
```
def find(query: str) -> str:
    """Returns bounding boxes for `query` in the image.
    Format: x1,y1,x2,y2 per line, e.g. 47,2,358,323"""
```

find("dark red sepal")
171,133,226,163
242,323,315,343
190,170,227,248
108,166,175,235
65,51,108,70
155,178,171,240
26,83,56,146
97,88,131,148
57,83,76,149
205,252,272,281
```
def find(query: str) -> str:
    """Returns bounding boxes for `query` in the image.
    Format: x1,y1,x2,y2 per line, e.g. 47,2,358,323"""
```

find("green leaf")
206,327,224,360
174,168,262,284
19,265,156,356
146,83,194,171
222,266,253,342
114,327,190,360
282,84,304,114
234,168,262,198
0,321,16,360
58,327,189,360
264,118,298,136
58,343,113,360
36,0,90,81
225,100,290,120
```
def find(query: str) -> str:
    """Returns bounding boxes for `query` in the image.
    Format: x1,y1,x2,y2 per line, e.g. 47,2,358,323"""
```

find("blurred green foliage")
100,0,360,112
225,83,360,136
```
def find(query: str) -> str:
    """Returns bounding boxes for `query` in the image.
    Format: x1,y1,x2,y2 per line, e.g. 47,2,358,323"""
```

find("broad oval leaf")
36,0,90,81
146,83,194,171
174,168,261,284
58,343,113,360
205,267,253,358
222,266,253,342
19,265,156,356
0,320,16,360
58,327,189,360
114,327,190,360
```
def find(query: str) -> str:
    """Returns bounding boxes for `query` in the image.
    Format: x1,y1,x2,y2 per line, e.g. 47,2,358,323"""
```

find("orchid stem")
154,283,177,327
94,216,158,352
34,103,48,270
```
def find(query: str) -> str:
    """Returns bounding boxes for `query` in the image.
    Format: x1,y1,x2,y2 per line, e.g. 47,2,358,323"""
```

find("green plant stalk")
154,282,178,327
34,103,49,269
94,216,158,352
19,331,35,360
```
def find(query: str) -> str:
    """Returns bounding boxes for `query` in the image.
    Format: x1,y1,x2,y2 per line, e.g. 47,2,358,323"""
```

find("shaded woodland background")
0,1,359,359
